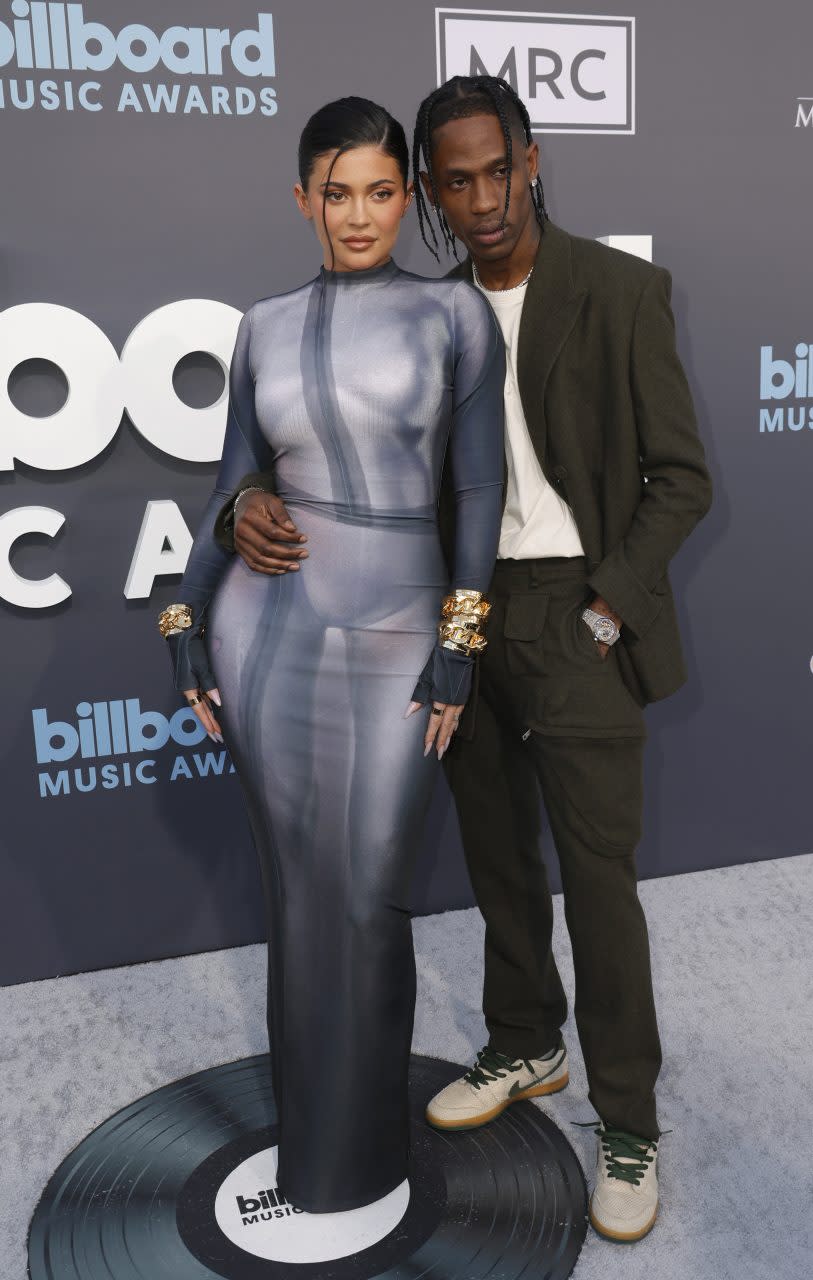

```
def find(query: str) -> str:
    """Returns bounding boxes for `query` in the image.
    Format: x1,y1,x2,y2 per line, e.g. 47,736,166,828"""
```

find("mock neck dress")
177,257,504,1212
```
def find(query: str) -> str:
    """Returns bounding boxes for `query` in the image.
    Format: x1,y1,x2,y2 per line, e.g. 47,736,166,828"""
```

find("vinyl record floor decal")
28,1054,587,1279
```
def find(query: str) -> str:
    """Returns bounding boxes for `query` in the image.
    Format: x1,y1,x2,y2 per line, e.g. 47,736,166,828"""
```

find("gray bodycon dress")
176,257,504,1212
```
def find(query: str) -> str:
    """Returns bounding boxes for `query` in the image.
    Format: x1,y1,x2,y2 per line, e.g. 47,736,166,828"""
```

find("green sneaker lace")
595,1125,657,1186
464,1046,530,1091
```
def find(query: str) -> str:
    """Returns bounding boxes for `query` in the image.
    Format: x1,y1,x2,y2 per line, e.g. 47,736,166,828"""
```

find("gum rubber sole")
588,1202,658,1243
425,1071,569,1132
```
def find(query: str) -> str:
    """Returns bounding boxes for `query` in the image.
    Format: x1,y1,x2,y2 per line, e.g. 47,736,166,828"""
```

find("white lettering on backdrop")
0,235,652,607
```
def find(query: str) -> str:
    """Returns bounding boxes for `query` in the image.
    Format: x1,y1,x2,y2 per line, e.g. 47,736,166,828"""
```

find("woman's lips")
342,237,375,249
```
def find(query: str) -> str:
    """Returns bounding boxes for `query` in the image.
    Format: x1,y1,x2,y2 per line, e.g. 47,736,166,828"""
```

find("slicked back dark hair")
299,96,409,266
298,96,409,189
412,76,547,260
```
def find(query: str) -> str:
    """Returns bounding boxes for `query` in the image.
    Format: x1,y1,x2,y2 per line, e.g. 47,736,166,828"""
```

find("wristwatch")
581,607,620,646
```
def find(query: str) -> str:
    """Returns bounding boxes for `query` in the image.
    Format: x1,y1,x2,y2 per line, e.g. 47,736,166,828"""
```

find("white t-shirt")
474,274,585,561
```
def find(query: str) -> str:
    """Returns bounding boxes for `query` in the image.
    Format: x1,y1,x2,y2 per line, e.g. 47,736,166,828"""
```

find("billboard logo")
435,8,635,134
796,97,812,128
214,1146,409,1263
235,1187,303,1223
0,4,278,115
759,344,813,433
0,4,275,76
32,697,235,797
33,698,208,763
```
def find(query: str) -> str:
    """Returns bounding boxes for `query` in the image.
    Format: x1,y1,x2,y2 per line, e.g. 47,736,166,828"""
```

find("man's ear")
401,181,415,217
419,170,435,208
525,141,540,184
293,182,313,221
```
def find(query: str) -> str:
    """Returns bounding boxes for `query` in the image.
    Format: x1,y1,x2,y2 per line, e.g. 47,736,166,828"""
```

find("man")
212,76,712,1242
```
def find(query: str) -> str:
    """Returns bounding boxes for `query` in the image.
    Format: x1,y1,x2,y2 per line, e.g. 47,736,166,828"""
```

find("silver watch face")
593,616,618,644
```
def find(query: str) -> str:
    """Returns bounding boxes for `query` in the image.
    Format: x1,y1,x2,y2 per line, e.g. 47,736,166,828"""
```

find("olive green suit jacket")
214,222,712,706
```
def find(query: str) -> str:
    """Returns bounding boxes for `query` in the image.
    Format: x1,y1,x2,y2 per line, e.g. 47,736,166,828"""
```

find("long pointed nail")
423,743,431,757
209,691,222,707
214,733,224,743
208,732,218,743
405,701,422,718
438,744,447,760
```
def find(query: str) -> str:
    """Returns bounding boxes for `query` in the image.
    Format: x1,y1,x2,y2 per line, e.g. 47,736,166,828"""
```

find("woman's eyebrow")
319,178,398,190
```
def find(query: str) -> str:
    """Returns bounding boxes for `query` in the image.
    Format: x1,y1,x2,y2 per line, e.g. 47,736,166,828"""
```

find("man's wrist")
233,486,264,524
589,595,623,630
583,598,622,647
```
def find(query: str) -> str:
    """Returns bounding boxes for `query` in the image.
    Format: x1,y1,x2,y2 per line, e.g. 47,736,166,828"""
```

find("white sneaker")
425,1040,569,1131
589,1123,659,1242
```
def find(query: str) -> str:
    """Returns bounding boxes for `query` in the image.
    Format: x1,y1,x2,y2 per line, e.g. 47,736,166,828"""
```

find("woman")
158,97,504,1213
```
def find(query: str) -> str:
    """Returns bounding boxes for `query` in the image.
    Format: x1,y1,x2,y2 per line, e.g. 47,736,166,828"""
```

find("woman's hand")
406,698,462,760
407,642,472,759
166,626,223,742
183,687,223,743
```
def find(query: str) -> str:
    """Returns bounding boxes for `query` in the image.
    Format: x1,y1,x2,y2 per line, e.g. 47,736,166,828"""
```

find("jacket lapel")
516,222,587,465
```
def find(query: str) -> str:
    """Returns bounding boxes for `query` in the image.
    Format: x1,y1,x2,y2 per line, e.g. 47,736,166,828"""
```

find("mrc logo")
435,7,635,134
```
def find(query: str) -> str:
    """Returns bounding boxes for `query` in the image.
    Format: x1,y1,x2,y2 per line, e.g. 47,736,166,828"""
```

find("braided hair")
412,76,547,260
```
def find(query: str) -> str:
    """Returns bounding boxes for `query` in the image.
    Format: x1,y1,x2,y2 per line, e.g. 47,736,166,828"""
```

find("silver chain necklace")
472,261,534,293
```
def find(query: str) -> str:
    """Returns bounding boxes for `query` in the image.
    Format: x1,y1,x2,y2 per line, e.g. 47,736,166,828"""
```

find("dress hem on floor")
280,1166,409,1215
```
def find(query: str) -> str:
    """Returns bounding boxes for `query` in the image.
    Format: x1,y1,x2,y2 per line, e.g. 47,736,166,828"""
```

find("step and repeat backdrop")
1,0,810,983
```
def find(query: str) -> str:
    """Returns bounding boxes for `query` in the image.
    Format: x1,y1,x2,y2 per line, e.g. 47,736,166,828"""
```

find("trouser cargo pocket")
503,592,549,677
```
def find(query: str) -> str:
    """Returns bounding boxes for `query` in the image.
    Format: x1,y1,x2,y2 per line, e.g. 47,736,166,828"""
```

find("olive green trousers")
444,556,662,1141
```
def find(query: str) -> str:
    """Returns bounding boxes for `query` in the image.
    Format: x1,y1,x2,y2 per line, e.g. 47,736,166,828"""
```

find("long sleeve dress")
177,256,504,1213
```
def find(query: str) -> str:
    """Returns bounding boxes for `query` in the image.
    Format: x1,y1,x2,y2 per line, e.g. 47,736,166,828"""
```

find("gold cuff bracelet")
158,603,193,639
438,589,491,655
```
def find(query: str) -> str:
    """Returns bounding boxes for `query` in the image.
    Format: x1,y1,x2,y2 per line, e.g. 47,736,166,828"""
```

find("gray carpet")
3,854,812,1279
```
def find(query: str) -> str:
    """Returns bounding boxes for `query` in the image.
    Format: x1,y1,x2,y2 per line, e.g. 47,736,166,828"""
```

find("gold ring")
431,706,444,716
186,694,203,706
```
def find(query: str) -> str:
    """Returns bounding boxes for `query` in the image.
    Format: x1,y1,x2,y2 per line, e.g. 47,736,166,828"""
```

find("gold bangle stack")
438,589,491,656
157,603,193,639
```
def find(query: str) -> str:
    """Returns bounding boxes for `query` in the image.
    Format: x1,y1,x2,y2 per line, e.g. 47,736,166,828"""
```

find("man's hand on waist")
234,491,309,575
